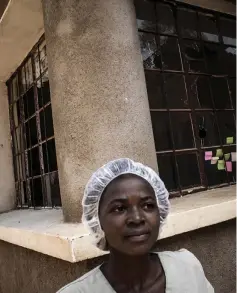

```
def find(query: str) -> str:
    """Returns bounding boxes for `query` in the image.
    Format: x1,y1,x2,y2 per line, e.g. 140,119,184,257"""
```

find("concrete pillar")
42,0,157,222
0,83,15,213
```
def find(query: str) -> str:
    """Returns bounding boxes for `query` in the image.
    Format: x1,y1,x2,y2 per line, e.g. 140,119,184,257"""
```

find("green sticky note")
224,153,231,161
226,137,234,144
217,160,225,170
216,149,223,157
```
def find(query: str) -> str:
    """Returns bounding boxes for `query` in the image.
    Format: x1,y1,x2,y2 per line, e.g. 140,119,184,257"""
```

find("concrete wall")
0,220,235,293
0,83,15,213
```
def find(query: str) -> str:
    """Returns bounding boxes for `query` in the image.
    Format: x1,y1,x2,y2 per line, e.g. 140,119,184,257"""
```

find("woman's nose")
126,207,144,225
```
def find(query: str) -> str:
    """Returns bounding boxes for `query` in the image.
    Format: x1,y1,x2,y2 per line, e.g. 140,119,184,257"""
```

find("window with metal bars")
135,0,236,197
7,36,61,208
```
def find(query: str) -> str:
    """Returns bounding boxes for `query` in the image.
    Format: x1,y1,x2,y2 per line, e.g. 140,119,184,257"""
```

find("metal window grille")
135,0,236,197
7,36,61,208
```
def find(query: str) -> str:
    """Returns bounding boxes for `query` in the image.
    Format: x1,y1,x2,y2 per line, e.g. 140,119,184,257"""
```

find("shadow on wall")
0,220,235,293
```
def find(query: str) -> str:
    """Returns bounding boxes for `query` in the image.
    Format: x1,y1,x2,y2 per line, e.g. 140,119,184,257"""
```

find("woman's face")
99,174,160,256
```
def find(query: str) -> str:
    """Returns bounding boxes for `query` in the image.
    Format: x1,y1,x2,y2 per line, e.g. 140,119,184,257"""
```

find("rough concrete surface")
0,220,235,293
42,0,157,222
0,83,15,213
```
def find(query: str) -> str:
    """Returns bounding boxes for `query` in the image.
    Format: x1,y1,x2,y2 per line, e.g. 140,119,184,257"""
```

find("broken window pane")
178,8,198,39
37,72,51,108
164,74,189,108
157,154,178,191
204,43,223,74
176,153,201,188
25,59,33,89
199,13,219,43
160,36,182,71
145,71,166,109
135,0,156,32
20,66,27,94
157,3,176,35
139,32,161,69
34,50,41,78
195,112,220,146
220,17,236,46
39,41,48,74
151,111,173,151
182,40,205,72
186,75,213,109
222,46,236,76
170,112,194,149
211,77,231,109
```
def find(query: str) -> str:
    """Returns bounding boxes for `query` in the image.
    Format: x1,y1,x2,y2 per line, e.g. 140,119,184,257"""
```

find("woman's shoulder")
158,248,203,267
158,248,206,278
57,265,104,293
157,249,214,293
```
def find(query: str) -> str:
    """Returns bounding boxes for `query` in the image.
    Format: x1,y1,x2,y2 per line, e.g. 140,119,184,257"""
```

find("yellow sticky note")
226,137,234,144
216,149,223,157
217,160,225,170
224,153,230,161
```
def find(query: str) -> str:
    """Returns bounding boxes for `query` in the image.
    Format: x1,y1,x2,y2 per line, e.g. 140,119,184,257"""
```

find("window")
135,0,236,196
7,36,61,208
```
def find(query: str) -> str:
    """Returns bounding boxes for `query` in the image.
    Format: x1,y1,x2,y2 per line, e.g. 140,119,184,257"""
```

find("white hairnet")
82,158,170,250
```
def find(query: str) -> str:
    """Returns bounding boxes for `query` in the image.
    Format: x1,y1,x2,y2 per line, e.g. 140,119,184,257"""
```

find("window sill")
0,186,235,263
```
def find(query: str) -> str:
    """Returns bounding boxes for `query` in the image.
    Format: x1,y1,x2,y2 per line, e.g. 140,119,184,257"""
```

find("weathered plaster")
42,0,158,222
0,83,15,212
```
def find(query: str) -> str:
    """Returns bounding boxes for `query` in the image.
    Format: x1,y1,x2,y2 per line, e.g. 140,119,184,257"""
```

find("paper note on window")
205,151,212,161
216,149,223,158
226,137,234,144
211,157,219,164
226,162,232,172
231,152,236,162
217,160,225,170
224,153,231,161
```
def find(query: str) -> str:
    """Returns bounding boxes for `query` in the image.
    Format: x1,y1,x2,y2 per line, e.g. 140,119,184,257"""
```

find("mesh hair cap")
82,158,170,250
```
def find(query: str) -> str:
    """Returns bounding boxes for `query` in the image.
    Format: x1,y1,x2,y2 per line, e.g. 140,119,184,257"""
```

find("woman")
58,158,214,293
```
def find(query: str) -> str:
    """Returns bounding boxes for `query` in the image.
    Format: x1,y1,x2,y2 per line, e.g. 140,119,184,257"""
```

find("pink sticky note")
205,151,213,161
226,162,232,172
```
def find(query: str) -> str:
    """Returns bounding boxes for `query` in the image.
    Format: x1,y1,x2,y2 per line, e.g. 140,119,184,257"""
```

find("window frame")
135,0,236,197
6,35,61,208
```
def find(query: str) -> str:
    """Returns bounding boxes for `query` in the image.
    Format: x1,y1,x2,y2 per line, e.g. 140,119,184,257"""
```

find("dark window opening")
135,0,236,197
7,37,61,208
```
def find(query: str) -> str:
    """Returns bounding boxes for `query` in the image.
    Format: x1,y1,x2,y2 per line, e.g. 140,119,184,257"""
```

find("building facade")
0,0,236,292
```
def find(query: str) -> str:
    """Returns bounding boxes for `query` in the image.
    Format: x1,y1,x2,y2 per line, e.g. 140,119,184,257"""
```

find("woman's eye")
113,206,126,213
143,203,155,210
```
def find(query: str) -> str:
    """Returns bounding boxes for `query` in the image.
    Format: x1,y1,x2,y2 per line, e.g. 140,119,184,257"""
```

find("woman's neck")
103,250,159,286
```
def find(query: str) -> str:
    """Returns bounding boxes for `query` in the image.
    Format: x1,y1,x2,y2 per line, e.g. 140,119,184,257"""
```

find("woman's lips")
125,233,150,242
